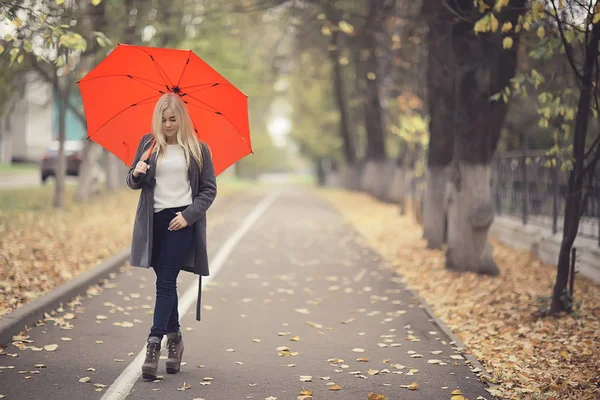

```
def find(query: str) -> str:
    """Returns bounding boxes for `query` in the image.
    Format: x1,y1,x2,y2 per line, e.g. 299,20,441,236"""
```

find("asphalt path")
0,186,491,400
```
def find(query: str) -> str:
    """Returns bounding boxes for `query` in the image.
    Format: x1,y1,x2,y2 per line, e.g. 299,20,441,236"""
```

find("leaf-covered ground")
0,183,240,319
323,188,600,400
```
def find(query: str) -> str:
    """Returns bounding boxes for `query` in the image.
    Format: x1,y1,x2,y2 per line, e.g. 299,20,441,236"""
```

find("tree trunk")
358,37,386,161
324,3,356,166
444,0,526,274
422,2,455,248
423,166,448,248
446,163,497,274
315,158,325,186
104,149,121,192
329,37,357,166
550,22,600,314
0,116,12,165
53,79,68,209
74,140,103,202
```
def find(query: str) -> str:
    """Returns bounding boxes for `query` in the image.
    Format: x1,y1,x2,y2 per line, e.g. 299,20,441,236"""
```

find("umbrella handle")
144,138,157,164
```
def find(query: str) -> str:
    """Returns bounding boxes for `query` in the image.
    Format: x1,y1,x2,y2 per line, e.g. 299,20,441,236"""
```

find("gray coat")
126,134,217,320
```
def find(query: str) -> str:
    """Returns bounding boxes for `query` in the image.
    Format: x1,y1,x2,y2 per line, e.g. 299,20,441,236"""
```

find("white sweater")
153,144,193,212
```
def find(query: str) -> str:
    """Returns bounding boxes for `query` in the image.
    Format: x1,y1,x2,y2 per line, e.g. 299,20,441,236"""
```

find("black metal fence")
491,150,600,246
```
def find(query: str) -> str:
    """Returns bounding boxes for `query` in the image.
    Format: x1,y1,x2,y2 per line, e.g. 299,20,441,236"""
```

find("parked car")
40,140,84,183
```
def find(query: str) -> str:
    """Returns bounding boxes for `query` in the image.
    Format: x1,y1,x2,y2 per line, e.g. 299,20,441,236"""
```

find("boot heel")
142,366,158,380
166,348,183,374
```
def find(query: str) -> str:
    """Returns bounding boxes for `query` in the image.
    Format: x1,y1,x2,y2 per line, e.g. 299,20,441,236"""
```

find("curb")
402,283,493,381
0,248,130,346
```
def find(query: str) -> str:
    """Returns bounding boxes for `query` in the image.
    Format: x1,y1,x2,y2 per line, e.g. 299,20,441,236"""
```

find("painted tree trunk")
74,141,103,202
446,163,498,274
444,0,526,274
422,0,454,248
104,150,121,192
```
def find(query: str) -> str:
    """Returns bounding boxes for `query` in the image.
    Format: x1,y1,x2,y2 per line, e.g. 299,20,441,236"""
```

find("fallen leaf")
79,377,92,383
44,344,58,352
176,382,191,391
368,393,386,400
328,384,342,391
351,348,365,353
400,382,419,390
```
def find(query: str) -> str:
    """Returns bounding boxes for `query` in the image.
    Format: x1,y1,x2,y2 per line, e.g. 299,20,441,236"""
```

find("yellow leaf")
300,389,312,395
451,396,466,400
400,381,419,390
0,45,4,55
490,13,499,32
594,13,600,24
451,390,463,395
474,14,490,33
328,384,342,391
79,376,91,383
494,0,509,12
56,0,65,4
91,0,102,5
477,0,490,13
501,22,513,32
502,37,514,49
338,21,354,34
537,26,545,39
44,344,58,352
367,72,376,80
368,393,386,400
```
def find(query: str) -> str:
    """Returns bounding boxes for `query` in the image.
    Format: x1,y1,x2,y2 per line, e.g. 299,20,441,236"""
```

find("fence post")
521,137,528,225
552,158,559,235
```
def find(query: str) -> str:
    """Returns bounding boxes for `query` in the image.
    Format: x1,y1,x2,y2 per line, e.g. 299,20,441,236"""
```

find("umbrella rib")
185,97,249,150
176,52,192,88
184,94,219,113
180,82,219,91
89,94,161,138
182,84,222,96
81,74,164,89
131,46,174,89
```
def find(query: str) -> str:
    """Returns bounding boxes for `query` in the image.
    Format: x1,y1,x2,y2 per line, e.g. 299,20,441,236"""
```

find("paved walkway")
0,187,490,399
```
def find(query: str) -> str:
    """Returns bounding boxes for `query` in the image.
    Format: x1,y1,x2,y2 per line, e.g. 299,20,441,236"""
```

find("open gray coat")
126,134,217,320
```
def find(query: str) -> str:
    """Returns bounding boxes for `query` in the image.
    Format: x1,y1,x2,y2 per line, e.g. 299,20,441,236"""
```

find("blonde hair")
144,93,204,170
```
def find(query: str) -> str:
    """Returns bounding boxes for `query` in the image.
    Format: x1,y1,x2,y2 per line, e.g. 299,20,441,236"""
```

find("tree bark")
74,140,103,202
324,3,356,167
328,30,357,166
104,149,121,192
53,77,69,209
422,1,455,248
550,22,600,314
444,0,526,274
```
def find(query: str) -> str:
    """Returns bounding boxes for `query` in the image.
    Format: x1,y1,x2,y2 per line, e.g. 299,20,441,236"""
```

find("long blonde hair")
144,93,203,170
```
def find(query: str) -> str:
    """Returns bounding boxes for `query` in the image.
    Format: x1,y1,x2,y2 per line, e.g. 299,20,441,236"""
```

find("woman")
126,93,217,381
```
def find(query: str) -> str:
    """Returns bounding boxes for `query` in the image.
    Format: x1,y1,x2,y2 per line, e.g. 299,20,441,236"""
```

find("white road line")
100,190,280,400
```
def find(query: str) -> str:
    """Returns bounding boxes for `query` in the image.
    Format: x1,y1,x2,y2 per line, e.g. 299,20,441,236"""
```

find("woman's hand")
132,161,149,178
169,212,189,231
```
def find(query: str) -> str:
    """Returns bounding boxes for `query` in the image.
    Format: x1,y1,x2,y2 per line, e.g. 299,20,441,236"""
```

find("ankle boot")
142,336,161,380
165,331,184,374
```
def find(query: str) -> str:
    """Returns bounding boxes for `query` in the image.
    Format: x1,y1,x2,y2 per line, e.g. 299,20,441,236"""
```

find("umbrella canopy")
77,44,251,175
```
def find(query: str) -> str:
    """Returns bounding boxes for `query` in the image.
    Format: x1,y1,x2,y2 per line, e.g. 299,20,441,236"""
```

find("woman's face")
161,107,179,140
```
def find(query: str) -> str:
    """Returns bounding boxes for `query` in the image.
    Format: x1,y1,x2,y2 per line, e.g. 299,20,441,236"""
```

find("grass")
0,185,78,212
0,163,39,174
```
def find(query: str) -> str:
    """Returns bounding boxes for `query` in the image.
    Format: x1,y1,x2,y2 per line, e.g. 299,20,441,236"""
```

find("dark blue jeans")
149,206,193,339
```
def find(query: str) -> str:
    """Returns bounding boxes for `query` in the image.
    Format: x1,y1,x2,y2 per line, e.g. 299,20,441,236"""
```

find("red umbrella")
77,44,251,175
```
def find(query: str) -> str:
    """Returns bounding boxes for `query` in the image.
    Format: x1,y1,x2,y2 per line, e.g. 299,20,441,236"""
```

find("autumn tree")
421,0,527,274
